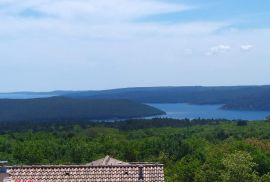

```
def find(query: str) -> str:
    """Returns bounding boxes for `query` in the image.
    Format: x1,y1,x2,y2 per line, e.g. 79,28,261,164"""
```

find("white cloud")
1,0,269,91
0,17,227,40
206,45,231,56
0,0,232,39
240,44,253,52
0,0,192,20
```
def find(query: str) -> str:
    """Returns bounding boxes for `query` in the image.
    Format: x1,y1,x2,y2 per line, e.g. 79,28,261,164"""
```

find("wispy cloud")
206,45,231,56
0,0,269,91
0,0,228,40
240,44,254,52
0,0,192,20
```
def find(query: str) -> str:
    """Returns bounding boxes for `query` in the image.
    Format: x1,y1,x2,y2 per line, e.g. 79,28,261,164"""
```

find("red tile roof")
5,157,164,182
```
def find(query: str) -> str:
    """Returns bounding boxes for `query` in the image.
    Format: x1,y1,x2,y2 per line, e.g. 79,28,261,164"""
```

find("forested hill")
2,85,270,111
0,97,165,122
65,86,270,111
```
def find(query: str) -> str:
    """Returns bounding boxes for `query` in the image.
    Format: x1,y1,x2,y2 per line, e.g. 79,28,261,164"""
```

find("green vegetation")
66,86,270,111
0,97,164,122
1,119,270,181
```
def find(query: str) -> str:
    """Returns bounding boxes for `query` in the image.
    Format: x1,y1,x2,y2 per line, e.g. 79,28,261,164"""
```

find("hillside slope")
65,86,270,111
0,97,165,122
2,86,270,111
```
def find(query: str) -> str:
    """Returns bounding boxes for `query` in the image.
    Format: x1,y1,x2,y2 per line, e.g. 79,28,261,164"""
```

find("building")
0,162,10,182
0,156,164,182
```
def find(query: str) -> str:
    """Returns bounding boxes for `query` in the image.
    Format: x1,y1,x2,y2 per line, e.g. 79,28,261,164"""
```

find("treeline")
1,119,270,181
105,118,225,131
0,118,226,133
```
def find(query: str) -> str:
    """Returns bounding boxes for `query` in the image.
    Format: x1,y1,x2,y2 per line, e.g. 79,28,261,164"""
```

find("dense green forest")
65,86,270,111
0,97,164,122
1,118,270,181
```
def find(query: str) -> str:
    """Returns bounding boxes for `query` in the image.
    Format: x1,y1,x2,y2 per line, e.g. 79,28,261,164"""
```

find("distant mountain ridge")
0,97,165,122
1,85,270,111
64,86,270,111
0,91,78,99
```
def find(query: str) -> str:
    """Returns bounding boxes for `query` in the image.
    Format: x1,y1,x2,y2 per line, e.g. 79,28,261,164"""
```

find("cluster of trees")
0,118,223,134
1,118,270,181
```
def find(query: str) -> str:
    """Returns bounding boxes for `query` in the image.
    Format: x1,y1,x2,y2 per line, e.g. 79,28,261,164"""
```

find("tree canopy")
1,118,270,181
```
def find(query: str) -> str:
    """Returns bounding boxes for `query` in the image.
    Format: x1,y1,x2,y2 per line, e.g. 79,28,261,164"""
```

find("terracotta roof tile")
6,157,164,182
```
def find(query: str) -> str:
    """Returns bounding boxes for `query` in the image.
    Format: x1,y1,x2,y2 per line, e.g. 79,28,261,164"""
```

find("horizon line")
1,84,269,94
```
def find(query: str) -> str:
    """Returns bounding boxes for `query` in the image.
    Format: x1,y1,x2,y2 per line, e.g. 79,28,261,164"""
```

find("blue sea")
147,103,270,121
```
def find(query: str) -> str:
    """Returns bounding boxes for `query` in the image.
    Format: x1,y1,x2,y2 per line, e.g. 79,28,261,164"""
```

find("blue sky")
0,0,269,91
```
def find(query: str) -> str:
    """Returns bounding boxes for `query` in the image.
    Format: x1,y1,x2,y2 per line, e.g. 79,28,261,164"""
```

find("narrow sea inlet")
147,103,270,121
